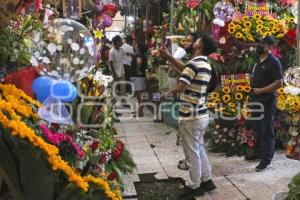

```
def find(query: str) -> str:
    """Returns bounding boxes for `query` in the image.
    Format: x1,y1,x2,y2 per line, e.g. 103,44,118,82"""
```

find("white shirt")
121,43,134,66
109,47,125,77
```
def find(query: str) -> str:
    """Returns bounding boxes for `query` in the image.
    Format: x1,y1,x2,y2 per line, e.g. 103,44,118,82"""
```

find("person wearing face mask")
246,36,283,172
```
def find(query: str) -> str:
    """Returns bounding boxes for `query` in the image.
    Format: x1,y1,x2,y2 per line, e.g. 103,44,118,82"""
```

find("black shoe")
255,162,272,172
176,186,205,200
245,153,260,161
200,180,217,192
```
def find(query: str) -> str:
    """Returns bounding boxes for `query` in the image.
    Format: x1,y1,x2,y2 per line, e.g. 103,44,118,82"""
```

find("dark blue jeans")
250,99,276,164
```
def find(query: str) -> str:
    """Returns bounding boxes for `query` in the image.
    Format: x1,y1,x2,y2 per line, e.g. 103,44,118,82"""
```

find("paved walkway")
115,109,300,200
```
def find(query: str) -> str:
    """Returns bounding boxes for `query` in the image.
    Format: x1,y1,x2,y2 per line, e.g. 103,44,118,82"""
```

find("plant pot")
273,192,288,200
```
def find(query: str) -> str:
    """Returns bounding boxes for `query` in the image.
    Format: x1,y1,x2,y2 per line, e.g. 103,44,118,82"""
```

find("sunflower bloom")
243,86,252,93
242,16,250,21
207,102,216,109
277,87,284,95
222,87,231,94
244,21,252,28
223,94,231,103
235,93,244,101
236,85,244,92
228,27,236,34
213,98,221,105
253,14,262,20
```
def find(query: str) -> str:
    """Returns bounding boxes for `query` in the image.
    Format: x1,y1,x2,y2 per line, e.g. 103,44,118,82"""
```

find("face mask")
256,44,265,55
185,46,193,54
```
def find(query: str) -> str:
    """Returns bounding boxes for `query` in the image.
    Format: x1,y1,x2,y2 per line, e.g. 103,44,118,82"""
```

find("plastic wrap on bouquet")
38,96,74,125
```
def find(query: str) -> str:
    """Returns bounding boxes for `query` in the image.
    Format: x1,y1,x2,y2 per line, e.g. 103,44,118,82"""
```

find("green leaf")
19,150,55,200
56,184,86,200
0,134,23,199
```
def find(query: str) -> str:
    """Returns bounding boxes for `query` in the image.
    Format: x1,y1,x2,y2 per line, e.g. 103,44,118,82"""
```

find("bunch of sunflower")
228,14,288,42
207,85,252,118
277,87,300,114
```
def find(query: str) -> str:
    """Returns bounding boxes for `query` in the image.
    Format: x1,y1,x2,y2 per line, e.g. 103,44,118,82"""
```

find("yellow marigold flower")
243,86,252,93
235,32,243,39
223,94,231,103
236,85,244,92
253,14,262,20
235,93,244,101
222,87,231,94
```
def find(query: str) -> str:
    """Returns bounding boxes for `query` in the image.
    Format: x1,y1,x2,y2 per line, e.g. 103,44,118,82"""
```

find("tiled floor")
115,109,300,200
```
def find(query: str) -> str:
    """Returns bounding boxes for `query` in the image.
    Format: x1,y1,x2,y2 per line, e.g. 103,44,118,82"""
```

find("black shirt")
251,54,283,102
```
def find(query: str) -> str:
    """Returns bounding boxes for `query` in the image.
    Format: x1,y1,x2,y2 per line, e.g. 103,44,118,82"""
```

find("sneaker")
200,180,217,192
245,153,261,161
255,162,272,172
176,186,205,200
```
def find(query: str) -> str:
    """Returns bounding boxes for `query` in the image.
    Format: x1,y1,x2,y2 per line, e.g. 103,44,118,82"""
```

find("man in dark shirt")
247,36,283,172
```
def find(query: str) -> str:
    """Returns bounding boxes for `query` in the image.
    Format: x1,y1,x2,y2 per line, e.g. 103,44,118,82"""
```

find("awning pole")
170,0,175,34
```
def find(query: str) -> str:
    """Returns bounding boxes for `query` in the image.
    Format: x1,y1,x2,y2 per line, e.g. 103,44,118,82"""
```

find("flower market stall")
144,0,298,156
0,1,135,199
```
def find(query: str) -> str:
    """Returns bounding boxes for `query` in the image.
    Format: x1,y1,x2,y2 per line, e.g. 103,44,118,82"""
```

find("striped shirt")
178,56,211,121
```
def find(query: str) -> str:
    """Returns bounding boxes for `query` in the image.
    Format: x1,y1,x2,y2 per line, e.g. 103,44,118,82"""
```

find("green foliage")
0,14,42,71
287,173,300,200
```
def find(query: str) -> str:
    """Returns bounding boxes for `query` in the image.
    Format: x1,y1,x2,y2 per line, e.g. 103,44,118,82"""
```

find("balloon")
32,76,52,93
51,80,78,102
213,1,235,26
29,18,96,82
102,3,118,18
93,0,104,12
92,13,113,30
32,76,52,102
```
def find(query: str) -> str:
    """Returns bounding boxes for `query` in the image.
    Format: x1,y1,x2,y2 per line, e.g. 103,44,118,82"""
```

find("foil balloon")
29,18,96,82
102,3,118,18
92,13,113,29
93,0,104,12
213,1,235,27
